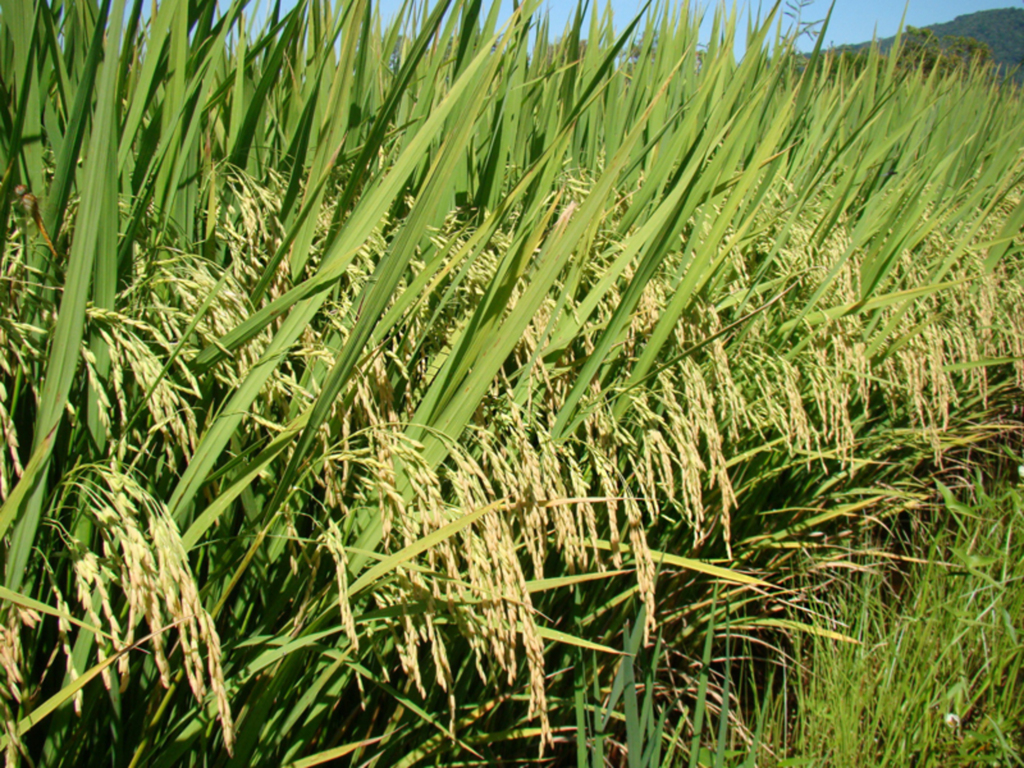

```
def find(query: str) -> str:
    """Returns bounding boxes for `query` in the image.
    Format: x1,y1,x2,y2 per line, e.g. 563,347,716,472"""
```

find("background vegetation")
837,6,1024,81
0,0,1022,765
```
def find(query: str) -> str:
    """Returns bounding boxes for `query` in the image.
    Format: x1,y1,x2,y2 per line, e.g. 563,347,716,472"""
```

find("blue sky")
367,0,1020,50
795,1,1020,49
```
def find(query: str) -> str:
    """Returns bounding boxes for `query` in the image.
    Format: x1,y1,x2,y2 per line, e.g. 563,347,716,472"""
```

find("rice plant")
0,0,1022,764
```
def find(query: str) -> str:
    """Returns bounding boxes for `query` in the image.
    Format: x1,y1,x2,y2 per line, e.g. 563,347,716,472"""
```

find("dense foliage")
920,6,1024,71
1,0,1022,765
900,25,993,76
838,6,1024,81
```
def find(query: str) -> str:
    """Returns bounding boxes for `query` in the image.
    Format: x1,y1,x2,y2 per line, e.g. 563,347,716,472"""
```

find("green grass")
0,0,1022,764
755,469,1024,767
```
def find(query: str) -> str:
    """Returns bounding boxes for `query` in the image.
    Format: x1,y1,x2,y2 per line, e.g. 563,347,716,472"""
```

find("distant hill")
839,7,1024,78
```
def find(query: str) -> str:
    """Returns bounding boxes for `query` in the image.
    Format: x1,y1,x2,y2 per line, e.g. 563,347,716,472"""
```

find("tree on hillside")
899,25,992,77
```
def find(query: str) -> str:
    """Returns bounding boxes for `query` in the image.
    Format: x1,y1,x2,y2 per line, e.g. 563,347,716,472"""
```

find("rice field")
1,0,1023,764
